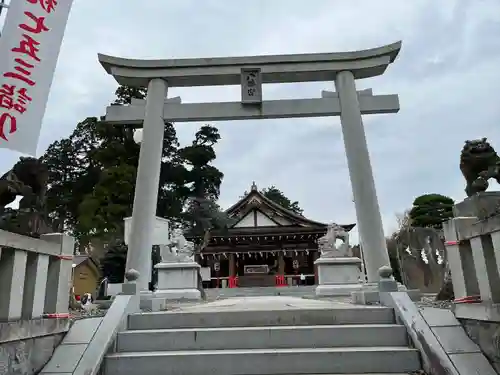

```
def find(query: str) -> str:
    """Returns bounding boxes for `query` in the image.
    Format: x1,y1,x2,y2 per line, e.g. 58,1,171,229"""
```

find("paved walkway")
165,295,383,313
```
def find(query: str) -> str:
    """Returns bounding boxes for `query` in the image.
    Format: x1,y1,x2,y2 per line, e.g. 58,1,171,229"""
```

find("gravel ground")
69,307,107,321
416,295,453,310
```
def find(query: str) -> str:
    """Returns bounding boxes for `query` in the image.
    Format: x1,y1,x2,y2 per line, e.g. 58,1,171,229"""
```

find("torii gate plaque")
98,41,402,292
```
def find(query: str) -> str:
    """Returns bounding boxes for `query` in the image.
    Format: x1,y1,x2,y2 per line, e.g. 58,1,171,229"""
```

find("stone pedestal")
154,262,201,301
453,191,500,220
314,256,363,297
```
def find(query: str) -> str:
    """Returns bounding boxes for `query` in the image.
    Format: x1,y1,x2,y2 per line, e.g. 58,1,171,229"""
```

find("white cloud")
1,0,500,243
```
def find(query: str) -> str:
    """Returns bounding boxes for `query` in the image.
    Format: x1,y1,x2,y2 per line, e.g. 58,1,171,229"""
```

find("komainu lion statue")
317,222,351,258
164,228,195,262
0,157,48,209
0,157,51,237
460,138,500,197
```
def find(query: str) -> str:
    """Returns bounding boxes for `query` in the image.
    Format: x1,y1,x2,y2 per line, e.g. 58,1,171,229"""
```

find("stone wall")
399,255,444,293
459,318,500,373
0,319,69,375
352,245,444,293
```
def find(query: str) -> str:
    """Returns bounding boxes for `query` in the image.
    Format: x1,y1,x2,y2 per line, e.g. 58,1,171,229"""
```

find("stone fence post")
41,233,74,315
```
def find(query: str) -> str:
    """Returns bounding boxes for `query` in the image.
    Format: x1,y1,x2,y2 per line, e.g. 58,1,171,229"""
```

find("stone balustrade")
443,214,500,305
0,229,74,321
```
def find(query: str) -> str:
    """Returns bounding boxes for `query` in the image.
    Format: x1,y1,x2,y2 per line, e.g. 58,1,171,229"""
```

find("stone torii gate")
98,41,402,292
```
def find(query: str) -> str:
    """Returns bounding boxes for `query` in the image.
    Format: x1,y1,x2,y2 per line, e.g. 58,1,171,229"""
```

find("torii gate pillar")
335,71,390,281
127,78,168,293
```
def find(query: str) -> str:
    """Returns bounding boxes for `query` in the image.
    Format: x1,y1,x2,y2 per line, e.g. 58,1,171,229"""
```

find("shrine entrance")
239,253,277,274
239,255,276,288
98,42,402,292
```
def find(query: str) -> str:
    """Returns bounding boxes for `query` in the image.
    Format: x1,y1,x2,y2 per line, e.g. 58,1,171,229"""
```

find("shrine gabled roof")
225,182,355,231
72,255,99,269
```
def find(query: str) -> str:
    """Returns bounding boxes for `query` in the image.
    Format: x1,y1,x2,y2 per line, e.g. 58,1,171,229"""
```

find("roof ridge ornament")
251,181,258,191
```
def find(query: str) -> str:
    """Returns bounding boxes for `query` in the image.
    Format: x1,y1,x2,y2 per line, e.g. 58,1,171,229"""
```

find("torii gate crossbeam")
104,94,399,125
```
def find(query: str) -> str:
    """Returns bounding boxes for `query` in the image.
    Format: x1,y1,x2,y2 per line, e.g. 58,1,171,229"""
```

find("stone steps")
127,305,395,330
104,347,420,374
103,297,422,375
116,324,408,352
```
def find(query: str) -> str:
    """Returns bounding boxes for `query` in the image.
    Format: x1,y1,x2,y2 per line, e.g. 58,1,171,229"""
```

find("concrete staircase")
103,296,422,374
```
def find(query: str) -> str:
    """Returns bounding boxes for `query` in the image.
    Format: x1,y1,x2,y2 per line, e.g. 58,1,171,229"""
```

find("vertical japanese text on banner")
0,0,58,142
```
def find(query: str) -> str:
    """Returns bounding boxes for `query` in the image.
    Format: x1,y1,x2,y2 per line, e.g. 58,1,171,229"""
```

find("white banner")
0,0,74,155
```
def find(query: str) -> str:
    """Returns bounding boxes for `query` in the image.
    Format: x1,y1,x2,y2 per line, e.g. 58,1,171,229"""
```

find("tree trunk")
201,229,212,251
195,229,212,301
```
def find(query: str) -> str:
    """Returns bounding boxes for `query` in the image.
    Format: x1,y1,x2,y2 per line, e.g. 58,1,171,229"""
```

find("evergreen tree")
41,85,225,254
261,185,303,215
40,117,101,234
409,194,454,229
99,239,127,283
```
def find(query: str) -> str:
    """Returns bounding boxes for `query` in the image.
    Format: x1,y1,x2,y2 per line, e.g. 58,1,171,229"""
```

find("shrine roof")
207,224,355,237
221,181,355,232
72,255,99,269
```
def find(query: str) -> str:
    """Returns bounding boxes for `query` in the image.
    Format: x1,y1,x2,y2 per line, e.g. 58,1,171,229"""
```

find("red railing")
228,276,239,288
275,275,286,287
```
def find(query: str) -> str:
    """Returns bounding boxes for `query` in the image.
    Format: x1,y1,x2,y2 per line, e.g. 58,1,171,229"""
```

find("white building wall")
256,211,277,226
233,212,255,227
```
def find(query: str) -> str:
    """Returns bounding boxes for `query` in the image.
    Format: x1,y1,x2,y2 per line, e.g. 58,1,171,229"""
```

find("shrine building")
191,182,355,288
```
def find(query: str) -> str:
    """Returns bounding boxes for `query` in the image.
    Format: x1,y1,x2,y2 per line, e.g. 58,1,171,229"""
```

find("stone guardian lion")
460,138,500,197
317,223,351,258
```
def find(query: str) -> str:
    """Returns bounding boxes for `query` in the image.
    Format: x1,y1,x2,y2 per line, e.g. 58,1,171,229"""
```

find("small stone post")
0,247,27,320
121,269,140,313
377,266,398,307
41,233,74,315
378,265,398,292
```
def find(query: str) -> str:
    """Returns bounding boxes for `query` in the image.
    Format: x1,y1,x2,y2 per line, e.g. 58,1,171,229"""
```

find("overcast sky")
1,0,499,243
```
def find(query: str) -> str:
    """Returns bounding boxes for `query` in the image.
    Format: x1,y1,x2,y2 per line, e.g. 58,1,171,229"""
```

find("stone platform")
168,295,358,312
205,285,316,300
